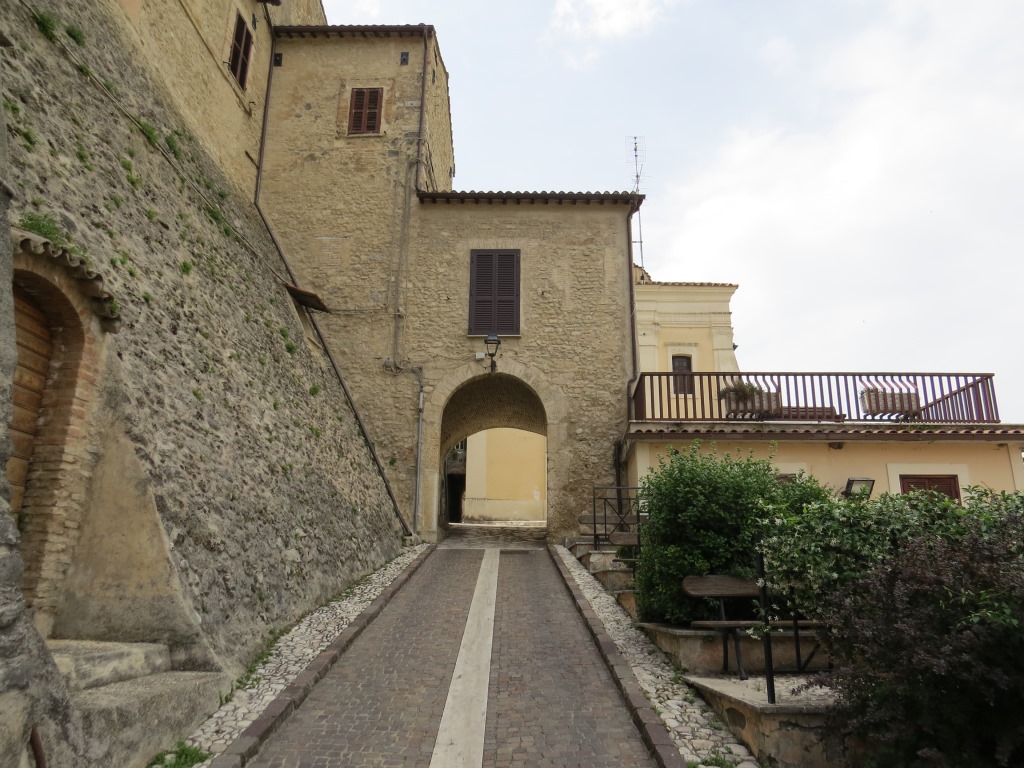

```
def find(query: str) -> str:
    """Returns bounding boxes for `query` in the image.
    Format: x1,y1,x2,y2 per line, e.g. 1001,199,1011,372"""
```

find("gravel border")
162,543,432,768
552,545,760,768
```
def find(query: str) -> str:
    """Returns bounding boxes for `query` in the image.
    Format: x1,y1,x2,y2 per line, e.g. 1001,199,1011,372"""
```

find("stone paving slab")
245,549,483,767
485,549,657,768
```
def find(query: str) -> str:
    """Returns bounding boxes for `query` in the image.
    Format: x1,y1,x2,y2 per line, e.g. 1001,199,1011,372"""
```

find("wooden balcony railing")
630,372,1000,424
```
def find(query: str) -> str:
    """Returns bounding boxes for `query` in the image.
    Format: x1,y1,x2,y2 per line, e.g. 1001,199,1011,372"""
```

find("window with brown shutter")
348,88,384,135
899,474,961,501
469,250,520,335
228,14,253,90
672,354,694,395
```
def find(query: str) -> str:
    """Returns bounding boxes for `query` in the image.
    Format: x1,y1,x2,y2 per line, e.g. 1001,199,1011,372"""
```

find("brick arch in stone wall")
9,230,118,635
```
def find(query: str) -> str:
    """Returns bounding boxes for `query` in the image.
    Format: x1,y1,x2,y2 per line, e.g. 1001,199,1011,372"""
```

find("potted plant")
859,388,921,417
718,381,780,417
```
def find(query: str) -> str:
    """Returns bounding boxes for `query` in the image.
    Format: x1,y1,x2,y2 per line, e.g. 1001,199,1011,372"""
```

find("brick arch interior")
10,261,102,634
439,373,547,459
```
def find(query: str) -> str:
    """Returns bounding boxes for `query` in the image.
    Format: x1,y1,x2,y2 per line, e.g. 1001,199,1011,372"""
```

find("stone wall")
2,0,403,694
0,49,84,768
101,0,326,195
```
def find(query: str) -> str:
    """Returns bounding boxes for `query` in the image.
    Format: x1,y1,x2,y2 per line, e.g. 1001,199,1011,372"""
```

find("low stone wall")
685,675,851,768
640,623,831,676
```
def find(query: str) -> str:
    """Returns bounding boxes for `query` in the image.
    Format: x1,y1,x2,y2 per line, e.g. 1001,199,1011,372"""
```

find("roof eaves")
418,190,644,209
625,422,1024,442
274,24,434,39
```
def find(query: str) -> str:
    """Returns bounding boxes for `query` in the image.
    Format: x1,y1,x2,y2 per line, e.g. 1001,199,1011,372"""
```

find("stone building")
3,1,1022,766
259,25,641,542
625,269,1024,495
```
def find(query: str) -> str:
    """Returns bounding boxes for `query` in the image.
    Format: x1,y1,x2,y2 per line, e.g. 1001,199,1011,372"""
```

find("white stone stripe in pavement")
429,548,500,768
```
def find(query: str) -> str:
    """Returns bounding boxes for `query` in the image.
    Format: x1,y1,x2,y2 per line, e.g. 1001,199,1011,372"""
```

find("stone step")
47,640,171,691
565,538,601,557
579,550,626,573
74,670,229,768
592,568,634,592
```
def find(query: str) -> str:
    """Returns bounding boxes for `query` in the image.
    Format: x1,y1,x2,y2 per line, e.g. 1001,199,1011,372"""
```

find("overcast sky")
321,0,1024,422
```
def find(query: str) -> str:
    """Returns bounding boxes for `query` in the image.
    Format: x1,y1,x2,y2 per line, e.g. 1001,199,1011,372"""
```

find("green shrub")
138,119,159,146
65,25,86,46
762,489,977,618
33,12,59,42
165,134,182,161
634,442,830,624
764,488,1024,767
17,211,69,248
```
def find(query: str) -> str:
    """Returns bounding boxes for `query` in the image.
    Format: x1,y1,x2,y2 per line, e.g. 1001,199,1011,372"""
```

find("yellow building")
624,268,1024,497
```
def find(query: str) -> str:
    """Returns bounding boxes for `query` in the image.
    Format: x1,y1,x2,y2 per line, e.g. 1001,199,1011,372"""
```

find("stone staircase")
47,640,228,768
565,536,639,619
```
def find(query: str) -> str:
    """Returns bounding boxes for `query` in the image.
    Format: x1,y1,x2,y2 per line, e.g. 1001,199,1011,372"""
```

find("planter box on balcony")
722,391,781,417
859,389,921,416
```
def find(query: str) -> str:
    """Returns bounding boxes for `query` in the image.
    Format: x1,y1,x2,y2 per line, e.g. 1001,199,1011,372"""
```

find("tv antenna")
626,135,646,270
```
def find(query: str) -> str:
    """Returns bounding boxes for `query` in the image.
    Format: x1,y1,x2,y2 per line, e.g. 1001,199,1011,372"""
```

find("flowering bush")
763,488,1024,767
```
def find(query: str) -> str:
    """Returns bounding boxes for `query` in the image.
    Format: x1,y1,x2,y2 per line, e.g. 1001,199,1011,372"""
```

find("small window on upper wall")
228,14,254,89
672,354,694,395
348,88,384,135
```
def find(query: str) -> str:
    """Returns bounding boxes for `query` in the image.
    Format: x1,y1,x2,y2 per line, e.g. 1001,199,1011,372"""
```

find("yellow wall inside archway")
464,429,547,521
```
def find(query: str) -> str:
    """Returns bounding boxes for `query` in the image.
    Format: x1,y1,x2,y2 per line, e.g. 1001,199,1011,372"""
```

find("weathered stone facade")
261,29,640,541
2,2,407,764
110,0,326,193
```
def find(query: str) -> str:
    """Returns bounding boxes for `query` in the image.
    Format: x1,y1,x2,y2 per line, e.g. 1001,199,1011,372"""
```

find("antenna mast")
627,135,646,270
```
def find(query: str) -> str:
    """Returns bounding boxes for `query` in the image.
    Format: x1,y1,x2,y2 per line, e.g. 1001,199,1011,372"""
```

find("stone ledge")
685,675,847,768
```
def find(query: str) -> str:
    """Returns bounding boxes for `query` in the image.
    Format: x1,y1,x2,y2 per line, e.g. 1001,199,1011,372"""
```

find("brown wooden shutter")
229,15,253,89
494,251,519,334
899,475,961,501
469,250,519,335
365,88,381,132
349,88,384,134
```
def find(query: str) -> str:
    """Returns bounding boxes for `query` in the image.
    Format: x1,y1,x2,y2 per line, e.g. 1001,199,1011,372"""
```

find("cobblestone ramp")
246,543,656,767
247,550,482,767
486,549,656,767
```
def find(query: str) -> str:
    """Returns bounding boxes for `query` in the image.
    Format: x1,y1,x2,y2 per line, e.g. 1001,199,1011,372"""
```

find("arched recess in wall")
7,229,119,635
438,373,548,528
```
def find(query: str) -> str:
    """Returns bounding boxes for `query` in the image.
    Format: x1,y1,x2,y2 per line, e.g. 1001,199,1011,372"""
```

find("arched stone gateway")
420,360,589,543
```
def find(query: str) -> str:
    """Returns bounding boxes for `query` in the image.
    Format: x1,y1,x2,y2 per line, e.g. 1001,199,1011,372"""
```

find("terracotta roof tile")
627,421,1024,442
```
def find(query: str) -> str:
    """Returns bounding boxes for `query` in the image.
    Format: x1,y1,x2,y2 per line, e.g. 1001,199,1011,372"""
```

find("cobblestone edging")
175,544,432,768
551,546,760,768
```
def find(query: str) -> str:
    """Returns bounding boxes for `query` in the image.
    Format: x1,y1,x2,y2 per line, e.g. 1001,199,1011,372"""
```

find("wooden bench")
682,574,824,702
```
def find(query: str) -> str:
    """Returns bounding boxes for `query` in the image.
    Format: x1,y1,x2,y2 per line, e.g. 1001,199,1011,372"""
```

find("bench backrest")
682,575,759,599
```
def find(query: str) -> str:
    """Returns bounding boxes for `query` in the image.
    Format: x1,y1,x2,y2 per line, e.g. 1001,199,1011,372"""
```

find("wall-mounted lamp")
484,334,501,373
843,477,875,497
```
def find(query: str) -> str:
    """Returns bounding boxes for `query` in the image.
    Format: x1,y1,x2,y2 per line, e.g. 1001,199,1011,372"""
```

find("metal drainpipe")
622,198,642,476
395,30,430,532
413,367,424,532
254,13,410,535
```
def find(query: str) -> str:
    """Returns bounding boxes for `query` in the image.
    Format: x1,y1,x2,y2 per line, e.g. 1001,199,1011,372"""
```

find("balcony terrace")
631,372,1000,424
